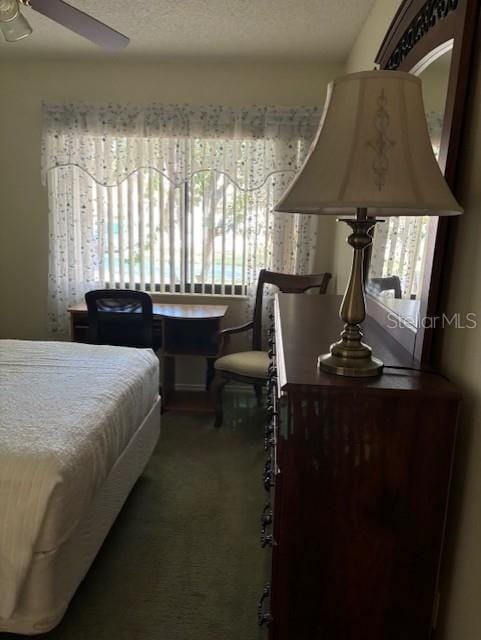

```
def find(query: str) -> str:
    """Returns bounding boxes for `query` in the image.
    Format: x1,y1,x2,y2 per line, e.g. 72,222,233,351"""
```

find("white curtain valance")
41,102,322,189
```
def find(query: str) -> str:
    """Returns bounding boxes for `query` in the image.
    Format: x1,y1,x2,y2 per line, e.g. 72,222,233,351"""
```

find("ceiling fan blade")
28,0,129,50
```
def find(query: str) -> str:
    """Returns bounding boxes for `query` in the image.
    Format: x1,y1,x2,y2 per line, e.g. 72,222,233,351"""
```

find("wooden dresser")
259,293,460,640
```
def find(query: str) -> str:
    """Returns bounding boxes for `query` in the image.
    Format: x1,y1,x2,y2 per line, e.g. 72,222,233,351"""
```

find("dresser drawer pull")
265,421,276,450
257,583,273,627
264,435,276,452
261,533,275,548
263,471,274,492
267,376,277,391
263,459,274,491
264,422,277,448
261,503,273,526
260,503,275,547
266,404,278,418
266,416,278,434
268,363,277,378
266,397,278,417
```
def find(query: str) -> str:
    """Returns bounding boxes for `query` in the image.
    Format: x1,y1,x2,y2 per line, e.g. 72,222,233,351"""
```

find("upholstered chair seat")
213,269,332,427
214,350,270,380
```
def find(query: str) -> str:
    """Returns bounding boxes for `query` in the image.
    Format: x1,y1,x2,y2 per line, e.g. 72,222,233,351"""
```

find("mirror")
366,0,478,362
367,45,453,332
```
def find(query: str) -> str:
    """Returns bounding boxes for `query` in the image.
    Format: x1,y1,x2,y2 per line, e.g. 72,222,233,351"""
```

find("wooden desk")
68,302,228,412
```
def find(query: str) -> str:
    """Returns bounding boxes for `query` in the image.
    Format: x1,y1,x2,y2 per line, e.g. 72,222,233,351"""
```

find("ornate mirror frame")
366,0,479,363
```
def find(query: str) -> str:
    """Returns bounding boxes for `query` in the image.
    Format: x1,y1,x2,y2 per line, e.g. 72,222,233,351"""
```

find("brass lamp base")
318,348,383,378
319,207,384,378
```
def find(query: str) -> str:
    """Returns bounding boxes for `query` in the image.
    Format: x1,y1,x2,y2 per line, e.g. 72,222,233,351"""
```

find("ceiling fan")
0,0,129,49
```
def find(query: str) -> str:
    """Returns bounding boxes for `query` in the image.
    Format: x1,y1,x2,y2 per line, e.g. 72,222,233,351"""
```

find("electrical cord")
383,365,451,382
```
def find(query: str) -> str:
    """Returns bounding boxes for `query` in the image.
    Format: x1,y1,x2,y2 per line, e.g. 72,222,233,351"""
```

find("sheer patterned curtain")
42,102,322,334
370,215,429,299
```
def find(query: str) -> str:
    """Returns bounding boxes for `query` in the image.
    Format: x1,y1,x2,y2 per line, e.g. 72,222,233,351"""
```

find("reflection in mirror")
420,46,453,160
367,45,453,329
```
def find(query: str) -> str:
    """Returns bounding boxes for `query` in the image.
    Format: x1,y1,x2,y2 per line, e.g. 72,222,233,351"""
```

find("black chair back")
85,289,154,348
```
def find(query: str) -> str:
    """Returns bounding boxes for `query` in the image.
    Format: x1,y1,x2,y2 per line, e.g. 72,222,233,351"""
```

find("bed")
0,339,161,635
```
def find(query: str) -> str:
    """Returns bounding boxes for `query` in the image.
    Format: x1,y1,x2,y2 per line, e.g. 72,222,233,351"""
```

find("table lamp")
275,70,462,377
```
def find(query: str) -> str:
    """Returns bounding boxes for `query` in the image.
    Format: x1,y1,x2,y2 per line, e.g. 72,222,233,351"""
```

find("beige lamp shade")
275,70,462,217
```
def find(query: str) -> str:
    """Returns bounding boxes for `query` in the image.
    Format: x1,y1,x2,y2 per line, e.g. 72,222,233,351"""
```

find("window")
43,103,321,333
90,141,276,296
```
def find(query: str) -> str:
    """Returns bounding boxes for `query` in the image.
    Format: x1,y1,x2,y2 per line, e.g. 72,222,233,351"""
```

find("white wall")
0,58,341,383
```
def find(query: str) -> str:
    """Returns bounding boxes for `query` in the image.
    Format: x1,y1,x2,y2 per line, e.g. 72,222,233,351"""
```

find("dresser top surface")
275,293,459,397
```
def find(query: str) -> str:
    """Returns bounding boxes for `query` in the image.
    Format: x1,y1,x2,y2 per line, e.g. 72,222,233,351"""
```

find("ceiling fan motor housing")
0,0,32,41
0,0,130,49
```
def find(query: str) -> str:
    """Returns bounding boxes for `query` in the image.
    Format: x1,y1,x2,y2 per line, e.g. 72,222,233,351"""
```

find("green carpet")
12,392,268,640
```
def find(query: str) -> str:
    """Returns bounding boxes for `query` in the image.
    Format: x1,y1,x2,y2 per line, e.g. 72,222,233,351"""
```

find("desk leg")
161,355,176,410
206,357,216,391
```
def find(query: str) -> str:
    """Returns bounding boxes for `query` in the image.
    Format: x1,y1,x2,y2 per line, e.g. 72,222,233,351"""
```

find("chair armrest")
218,321,253,354
219,321,254,337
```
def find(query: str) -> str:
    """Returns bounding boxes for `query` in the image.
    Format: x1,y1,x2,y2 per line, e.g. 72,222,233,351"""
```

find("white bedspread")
0,340,159,619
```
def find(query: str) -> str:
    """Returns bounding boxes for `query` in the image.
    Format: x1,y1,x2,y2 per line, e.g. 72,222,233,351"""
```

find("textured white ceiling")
0,0,376,61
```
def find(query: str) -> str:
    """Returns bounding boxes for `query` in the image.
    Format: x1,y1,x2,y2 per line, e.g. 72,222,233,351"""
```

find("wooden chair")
213,269,332,427
85,289,161,351
368,276,402,299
